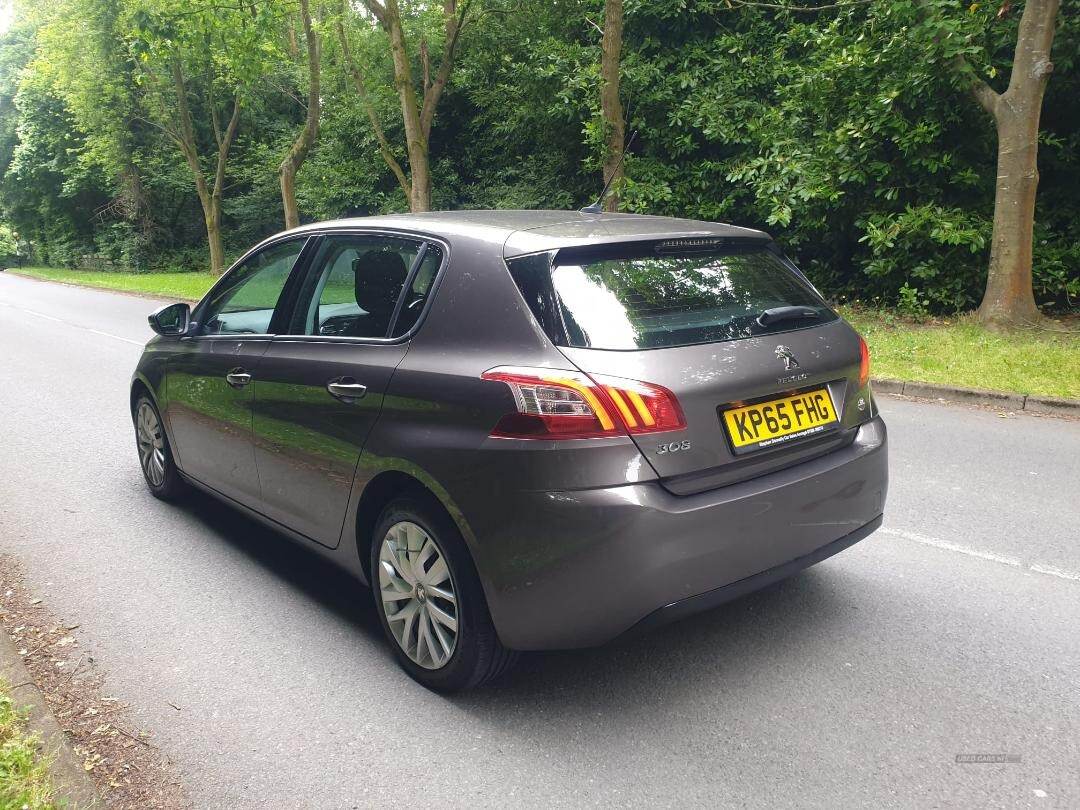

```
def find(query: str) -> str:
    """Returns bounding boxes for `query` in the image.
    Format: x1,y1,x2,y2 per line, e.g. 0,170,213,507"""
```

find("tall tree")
41,0,151,243
131,0,274,274
598,0,624,212
337,0,474,212
171,63,240,276
279,0,321,229
950,0,1063,328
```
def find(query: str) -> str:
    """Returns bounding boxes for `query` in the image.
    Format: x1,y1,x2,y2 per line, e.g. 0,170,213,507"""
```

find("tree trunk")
356,0,467,213
974,0,1060,329
279,0,321,229
599,0,625,213
336,8,412,203
279,162,300,230
205,201,225,277
385,6,431,212
191,174,227,276
170,59,240,276
979,105,1045,327
406,142,432,212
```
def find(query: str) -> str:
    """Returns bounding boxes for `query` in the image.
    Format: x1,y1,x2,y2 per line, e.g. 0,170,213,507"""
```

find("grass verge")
6,266,1077,399
0,683,58,809
840,305,1079,399
8,266,214,302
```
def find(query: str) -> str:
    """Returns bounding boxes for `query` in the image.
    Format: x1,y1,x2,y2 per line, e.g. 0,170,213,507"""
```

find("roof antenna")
579,130,637,215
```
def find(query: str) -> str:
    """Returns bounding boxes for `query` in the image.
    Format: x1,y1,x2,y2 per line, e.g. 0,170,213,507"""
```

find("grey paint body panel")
252,339,410,548
460,418,886,649
131,210,888,651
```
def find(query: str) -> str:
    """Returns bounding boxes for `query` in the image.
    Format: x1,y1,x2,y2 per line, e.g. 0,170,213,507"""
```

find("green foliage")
0,0,1077,313
0,685,59,809
0,222,19,256
859,205,989,313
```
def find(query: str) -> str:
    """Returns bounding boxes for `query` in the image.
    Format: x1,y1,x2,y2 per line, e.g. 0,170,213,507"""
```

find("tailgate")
505,239,875,492
561,319,866,486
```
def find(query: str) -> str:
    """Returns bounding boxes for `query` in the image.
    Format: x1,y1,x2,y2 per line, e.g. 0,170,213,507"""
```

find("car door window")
291,236,422,338
200,239,306,335
390,244,442,337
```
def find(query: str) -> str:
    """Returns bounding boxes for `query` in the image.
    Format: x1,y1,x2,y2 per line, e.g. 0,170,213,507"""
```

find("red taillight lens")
592,374,686,435
481,367,686,440
858,335,871,388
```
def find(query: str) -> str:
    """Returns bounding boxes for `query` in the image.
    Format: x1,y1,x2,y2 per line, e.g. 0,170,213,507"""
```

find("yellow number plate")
723,388,838,453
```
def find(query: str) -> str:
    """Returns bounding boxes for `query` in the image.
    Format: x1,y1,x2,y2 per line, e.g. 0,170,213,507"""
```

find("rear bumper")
471,417,888,650
629,513,882,635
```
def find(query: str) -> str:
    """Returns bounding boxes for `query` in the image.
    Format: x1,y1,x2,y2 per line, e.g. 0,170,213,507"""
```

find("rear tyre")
371,495,518,691
133,395,186,501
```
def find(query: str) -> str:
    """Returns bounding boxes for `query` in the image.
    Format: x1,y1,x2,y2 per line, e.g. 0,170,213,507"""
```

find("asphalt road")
1,272,1078,809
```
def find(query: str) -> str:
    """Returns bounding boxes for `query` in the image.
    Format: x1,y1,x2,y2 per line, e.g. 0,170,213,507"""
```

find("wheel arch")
353,469,477,587
129,372,182,470
129,375,154,416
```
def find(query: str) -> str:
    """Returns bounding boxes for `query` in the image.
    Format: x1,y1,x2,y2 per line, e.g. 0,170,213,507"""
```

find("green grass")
10,265,215,302
0,683,59,809
7,266,1078,399
840,305,1080,399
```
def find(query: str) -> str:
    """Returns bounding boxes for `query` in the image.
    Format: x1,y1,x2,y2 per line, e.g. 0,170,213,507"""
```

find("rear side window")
391,245,442,337
509,244,835,350
290,235,422,338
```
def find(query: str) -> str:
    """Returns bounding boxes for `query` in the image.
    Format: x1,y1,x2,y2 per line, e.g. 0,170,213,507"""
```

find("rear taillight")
858,335,871,388
592,374,686,434
481,367,686,440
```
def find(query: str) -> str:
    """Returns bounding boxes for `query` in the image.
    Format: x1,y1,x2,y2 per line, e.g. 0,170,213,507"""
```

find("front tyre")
371,496,518,691
133,395,186,501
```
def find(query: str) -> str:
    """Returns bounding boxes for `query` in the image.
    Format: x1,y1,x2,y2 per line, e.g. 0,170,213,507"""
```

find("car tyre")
371,495,518,691
133,394,186,501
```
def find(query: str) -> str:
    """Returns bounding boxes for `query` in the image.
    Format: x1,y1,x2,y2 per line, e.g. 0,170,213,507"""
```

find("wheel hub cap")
377,521,458,670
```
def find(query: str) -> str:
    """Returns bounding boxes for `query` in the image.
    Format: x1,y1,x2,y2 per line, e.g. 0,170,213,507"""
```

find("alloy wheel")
378,521,459,670
136,401,166,487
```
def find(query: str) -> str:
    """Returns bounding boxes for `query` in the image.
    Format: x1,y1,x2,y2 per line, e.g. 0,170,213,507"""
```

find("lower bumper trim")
628,514,883,636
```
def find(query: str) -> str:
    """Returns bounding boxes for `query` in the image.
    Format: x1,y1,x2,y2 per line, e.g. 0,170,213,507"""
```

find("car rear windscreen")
508,244,836,350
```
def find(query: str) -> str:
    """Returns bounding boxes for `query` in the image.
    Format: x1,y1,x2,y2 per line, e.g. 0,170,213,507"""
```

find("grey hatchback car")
131,210,888,691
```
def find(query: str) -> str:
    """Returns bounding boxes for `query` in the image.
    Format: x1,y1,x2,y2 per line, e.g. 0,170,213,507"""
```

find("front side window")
292,235,422,338
200,239,306,335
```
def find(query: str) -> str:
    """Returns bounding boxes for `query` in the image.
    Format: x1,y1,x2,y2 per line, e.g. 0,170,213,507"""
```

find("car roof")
279,210,771,257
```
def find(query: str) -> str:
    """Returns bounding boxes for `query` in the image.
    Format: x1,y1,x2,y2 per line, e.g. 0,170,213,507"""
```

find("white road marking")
0,301,144,346
881,527,1022,567
1029,564,1080,583
86,327,142,345
882,527,1080,584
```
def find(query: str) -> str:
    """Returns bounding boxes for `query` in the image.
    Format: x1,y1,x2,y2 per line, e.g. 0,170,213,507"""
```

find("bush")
93,221,152,271
857,205,990,313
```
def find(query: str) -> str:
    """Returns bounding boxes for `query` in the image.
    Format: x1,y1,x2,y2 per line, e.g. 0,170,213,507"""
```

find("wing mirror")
148,302,192,336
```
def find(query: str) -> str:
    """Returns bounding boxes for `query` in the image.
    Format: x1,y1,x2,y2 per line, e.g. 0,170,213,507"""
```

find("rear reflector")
858,335,871,388
481,367,686,439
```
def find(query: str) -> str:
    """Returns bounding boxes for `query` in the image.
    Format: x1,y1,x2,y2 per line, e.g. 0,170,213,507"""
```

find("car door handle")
327,378,367,401
225,368,252,388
